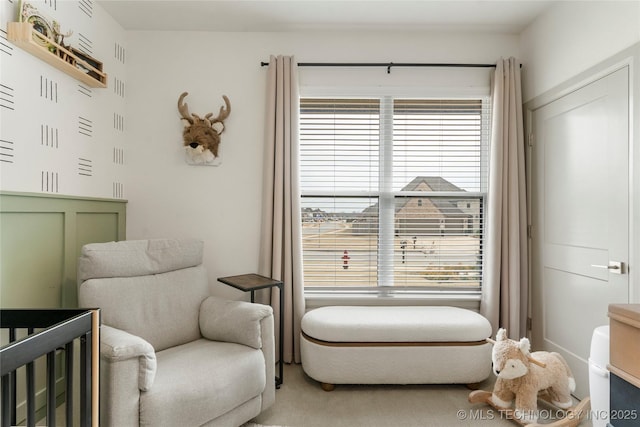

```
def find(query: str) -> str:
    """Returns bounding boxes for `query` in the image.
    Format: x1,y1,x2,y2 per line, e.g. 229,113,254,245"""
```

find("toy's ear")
211,122,225,134
496,328,507,341
519,337,531,355
181,118,191,128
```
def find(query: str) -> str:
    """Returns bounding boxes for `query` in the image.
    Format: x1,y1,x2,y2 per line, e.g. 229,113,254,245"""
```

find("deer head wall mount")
177,92,231,166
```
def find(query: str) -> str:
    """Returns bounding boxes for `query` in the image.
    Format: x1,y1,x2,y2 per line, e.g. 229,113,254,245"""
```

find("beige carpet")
250,364,509,427
249,364,592,427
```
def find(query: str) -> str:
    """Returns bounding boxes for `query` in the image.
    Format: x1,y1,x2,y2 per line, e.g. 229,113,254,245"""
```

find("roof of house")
358,177,470,218
396,177,468,218
400,176,464,193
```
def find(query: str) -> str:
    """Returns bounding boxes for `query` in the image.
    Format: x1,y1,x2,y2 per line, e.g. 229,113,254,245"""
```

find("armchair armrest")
199,297,276,410
101,325,157,391
199,297,273,349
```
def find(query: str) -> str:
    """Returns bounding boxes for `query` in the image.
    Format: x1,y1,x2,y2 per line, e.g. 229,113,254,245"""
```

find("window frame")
299,86,490,300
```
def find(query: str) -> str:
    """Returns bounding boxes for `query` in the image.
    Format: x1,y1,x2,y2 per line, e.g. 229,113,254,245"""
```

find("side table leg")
276,283,284,388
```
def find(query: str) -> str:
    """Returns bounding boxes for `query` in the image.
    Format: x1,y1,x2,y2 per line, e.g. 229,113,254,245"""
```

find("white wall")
519,0,640,101
0,0,127,199
520,0,640,302
124,30,519,298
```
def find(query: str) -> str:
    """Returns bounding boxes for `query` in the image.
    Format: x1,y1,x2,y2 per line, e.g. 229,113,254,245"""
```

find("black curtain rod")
261,61,495,74
259,61,520,73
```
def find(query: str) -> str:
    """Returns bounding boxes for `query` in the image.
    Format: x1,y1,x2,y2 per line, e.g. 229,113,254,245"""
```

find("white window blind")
300,97,489,289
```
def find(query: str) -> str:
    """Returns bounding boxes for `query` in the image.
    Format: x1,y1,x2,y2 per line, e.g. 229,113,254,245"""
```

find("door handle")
590,261,624,274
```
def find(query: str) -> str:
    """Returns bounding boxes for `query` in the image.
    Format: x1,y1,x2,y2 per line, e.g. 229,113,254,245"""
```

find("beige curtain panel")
259,55,306,364
481,57,528,339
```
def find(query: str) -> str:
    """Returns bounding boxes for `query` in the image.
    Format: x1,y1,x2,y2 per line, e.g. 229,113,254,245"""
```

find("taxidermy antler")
178,92,231,164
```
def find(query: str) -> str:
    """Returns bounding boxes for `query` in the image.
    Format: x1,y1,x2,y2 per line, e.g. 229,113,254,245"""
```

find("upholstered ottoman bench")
300,306,493,391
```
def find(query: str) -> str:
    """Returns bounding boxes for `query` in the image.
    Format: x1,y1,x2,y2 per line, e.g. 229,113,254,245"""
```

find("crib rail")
0,309,100,427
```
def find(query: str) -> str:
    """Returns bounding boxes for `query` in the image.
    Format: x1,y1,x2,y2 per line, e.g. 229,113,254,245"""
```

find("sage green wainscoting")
0,192,126,308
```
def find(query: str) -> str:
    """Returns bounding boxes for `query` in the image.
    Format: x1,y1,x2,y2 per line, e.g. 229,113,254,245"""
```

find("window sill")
305,288,482,311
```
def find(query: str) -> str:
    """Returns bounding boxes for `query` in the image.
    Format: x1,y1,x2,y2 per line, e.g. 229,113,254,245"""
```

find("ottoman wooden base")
300,306,493,390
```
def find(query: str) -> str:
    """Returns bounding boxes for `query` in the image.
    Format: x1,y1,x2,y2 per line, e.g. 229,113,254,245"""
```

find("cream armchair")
77,239,275,427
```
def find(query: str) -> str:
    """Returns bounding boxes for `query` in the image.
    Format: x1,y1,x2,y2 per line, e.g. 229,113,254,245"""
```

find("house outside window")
300,96,490,293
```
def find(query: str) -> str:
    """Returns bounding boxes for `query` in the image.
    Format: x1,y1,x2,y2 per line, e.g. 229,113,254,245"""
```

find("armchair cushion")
78,239,203,282
79,239,209,352
100,325,157,391
199,297,274,349
140,339,266,426
80,265,208,352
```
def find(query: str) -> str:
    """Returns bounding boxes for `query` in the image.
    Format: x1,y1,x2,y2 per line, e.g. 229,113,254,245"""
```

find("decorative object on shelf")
71,47,103,81
9,2,107,88
19,0,54,49
177,92,231,166
51,20,73,61
7,22,107,87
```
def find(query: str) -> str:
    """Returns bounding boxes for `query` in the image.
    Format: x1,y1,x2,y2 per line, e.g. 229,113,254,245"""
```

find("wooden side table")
217,273,284,388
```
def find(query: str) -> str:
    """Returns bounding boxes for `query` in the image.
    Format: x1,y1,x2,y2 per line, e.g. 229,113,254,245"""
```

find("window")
300,96,489,291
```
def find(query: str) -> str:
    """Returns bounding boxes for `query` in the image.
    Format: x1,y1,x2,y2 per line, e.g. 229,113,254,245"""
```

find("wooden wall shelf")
7,22,107,88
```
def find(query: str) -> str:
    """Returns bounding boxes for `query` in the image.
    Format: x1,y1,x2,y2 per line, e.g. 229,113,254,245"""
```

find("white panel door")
531,66,629,398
